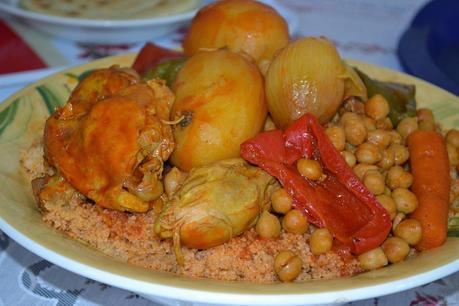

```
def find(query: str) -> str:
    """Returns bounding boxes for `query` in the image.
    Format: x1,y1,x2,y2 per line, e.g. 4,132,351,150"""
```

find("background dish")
398,0,459,96
0,0,298,44
0,0,201,43
1,54,459,305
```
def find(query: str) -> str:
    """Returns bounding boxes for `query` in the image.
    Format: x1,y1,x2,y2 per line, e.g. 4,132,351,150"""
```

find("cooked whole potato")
182,0,289,63
170,49,266,171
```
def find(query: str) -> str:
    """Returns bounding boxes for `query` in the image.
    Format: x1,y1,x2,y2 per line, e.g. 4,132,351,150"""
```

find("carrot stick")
407,130,451,250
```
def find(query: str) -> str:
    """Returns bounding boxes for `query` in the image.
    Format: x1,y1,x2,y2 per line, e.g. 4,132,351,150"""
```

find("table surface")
1,0,459,305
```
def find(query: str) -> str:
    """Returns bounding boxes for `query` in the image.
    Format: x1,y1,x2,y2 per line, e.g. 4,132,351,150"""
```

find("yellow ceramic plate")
1,54,459,305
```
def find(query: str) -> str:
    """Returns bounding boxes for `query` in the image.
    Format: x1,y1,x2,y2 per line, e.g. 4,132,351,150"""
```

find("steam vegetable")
274,251,302,282
240,113,392,254
170,49,266,171
154,159,277,264
407,130,451,250
144,58,187,87
183,0,289,63
132,42,183,76
265,37,359,128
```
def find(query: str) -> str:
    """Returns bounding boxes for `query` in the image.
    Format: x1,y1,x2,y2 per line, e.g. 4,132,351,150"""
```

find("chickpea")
345,142,357,153
382,237,410,263
392,212,406,232
256,211,281,239
353,163,378,181
271,188,293,214
418,120,435,131
357,247,388,270
397,117,418,139
282,209,309,234
341,151,356,168
164,167,186,196
365,94,390,120
394,219,422,245
356,142,382,164
362,117,376,132
447,143,459,166
339,112,360,125
364,170,385,195
389,143,410,165
389,130,403,145
297,159,323,181
386,166,413,189
446,129,459,148
274,251,302,282
342,99,365,115
378,148,395,170
310,228,333,255
417,108,434,122
344,119,367,146
367,129,391,148
376,194,397,219
384,186,392,196
392,188,418,214
325,126,346,151
377,118,393,130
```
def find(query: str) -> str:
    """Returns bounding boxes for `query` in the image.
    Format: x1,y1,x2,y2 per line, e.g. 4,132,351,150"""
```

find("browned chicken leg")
44,67,174,212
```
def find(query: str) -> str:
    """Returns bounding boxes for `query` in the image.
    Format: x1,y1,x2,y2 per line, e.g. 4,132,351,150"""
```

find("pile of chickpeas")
257,93,459,282
163,92,459,283
255,185,335,282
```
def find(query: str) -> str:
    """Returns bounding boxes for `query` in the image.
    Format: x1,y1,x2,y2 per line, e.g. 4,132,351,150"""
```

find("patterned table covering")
1,0,458,305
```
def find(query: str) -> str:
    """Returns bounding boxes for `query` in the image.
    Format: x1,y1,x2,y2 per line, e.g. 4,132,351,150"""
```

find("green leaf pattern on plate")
0,99,19,136
36,85,65,115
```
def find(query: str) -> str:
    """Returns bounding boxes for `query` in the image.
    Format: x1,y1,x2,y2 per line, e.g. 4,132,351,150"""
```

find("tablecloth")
1,0,458,305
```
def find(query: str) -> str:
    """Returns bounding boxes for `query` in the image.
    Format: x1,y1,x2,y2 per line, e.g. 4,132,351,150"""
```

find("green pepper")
143,57,187,87
448,216,459,237
356,69,417,126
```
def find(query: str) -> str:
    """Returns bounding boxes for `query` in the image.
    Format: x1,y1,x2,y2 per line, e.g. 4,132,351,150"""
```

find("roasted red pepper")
240,113,391,254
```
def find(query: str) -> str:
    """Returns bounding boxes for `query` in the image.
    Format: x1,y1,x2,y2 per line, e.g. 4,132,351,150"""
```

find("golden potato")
183,0,289,63
170,49,266,171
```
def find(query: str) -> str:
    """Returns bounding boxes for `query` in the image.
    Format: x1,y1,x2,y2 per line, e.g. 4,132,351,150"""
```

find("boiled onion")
265,37,347,128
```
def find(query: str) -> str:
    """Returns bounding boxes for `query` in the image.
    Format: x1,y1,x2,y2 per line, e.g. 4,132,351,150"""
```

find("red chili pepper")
132,42,183,76
240,113,391,254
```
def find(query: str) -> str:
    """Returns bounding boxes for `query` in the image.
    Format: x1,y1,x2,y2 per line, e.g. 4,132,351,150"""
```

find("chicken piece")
44,67,175,212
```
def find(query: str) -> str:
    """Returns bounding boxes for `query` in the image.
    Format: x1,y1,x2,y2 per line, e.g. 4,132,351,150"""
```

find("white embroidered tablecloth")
1,1,458,305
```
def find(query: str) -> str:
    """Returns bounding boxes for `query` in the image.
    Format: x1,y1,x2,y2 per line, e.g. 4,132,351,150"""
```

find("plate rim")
1,53,459,305
0,1,199,28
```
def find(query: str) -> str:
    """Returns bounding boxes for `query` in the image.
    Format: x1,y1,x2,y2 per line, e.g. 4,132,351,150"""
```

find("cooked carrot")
407,130,451,250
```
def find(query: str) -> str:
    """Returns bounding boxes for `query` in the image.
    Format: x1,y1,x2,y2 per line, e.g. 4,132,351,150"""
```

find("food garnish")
44,66,174,212
241,113,392,254
265,37,350,127
183,0,289,64
407,130,451,250
169,49,266,171
144,57,187,87
154,158,276,264
22,0,459,284
357,69,417,126
132,42,183,76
